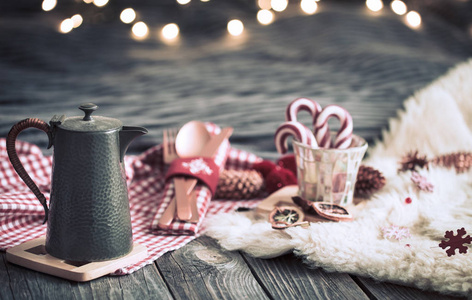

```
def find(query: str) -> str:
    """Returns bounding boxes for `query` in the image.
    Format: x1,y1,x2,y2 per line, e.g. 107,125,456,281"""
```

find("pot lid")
57,103,122,132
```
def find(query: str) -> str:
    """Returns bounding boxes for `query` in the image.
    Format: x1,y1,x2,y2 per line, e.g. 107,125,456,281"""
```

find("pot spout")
119,126,148,162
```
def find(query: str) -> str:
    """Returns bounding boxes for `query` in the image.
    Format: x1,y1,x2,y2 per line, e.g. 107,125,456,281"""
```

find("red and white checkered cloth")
0,135,262,275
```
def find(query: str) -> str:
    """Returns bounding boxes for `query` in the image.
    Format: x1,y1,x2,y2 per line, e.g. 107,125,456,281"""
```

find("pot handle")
6,118,52,224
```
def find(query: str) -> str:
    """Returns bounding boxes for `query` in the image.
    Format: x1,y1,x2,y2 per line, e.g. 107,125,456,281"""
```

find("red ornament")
405,197,412,204
438,228,472,256
265,167,297,194
276,154,297,178
252,160,277,178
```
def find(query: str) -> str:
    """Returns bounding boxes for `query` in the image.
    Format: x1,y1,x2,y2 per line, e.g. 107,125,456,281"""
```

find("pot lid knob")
79,103,98,121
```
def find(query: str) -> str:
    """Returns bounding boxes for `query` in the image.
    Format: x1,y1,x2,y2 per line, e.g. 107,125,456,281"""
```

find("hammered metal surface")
45,128,133,262
59,116,122,132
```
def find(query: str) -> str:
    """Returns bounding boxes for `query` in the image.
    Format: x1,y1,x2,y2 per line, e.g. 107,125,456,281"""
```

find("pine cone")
399,151,429,172
431,152,472,173
215,169,264,200
355,165,386,198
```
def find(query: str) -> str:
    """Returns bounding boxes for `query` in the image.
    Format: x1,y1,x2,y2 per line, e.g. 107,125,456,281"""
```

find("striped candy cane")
314,105,353,149
285,98,322,133
274,121,318,154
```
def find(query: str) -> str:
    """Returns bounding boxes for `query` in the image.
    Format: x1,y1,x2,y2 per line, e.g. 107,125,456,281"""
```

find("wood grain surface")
1,2,471,159
1,236,467,300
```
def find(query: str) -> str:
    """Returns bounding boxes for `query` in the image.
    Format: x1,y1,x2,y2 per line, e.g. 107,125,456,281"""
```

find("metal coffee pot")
6,103,148,262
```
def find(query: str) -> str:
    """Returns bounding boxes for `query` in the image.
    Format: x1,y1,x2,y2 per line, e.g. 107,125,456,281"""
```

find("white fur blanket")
205,59,472,297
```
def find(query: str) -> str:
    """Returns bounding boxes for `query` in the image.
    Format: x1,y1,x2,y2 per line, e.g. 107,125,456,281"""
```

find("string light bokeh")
161,23,180,40
300,0,319,15
120,8,137,24
406,10,422,28
391,0,407,15
257,9,275,25
44,0,424,40
42,0,57,12
366,0,383,12
271,0,289,12
132,21,149,40
227,19,245,37
60,18,74,34
93,0,109,7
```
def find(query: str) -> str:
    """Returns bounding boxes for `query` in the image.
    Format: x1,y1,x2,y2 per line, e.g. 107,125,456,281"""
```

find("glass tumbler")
292,134,367,206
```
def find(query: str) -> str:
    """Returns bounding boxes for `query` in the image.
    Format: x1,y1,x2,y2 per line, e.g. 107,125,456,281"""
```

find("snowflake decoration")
410,171,434,193
382,225,411,241
182,158,213,175
439,227,472,257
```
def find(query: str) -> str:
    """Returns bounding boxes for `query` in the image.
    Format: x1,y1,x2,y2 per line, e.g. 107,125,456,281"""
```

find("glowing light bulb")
201,0,210,2
83,0,93,3
162,23,180,40
93,0,109,7
60,18,74,33
120,8,136,24
406,11,421,28
227,19,244,36
300,0,318,14
390,0,407,15
177,0,191,5
271,0,288,12
257,9,274,25
132,21,149,39
42,0,56,11
258,0,271,10
71,14,83,28
366,0,383,12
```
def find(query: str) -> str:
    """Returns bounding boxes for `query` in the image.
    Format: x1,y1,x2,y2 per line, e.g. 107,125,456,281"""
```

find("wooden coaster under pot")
6,236,147,282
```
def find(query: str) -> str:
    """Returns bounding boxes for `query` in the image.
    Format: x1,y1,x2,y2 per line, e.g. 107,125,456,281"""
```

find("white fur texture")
205,59,472,297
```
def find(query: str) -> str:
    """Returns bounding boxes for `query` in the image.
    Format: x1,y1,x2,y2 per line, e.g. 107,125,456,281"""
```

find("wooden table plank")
1,251,75,300
241,252,369,300
354,276,467,300
0,253,14,300
155,236,269,300
3,240,470,300
0,252,173,300
113,264,173,300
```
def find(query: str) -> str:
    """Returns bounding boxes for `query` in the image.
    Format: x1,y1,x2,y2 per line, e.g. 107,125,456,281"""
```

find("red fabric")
0,133,262,275
151,123,241,235
165,157,219,195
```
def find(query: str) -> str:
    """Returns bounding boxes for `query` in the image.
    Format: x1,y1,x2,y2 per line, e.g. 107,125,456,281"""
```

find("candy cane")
274,121,318,154
285,98,322,131
314,105,353,149
304,126,318,148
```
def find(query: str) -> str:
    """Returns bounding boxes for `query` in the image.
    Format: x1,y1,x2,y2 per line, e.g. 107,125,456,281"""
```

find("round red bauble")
252,160,277,178
276,154,297,178
265,167,297,194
